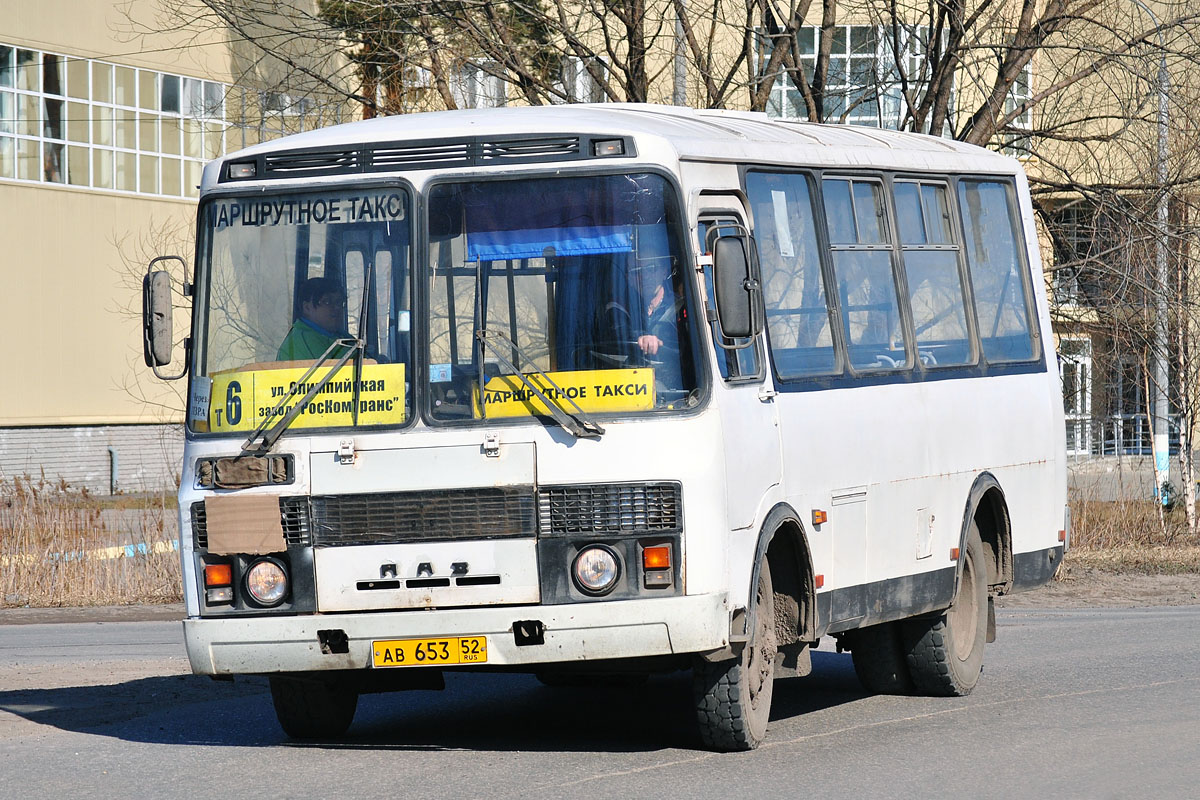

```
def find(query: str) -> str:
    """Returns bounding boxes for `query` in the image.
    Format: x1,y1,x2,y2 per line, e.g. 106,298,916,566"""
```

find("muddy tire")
693,559,777,751
269,673,359,739
903,523,989,696
844,622,914,694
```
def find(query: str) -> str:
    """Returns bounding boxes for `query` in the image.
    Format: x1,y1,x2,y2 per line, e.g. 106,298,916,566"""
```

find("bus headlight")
572,545,620,596
245,559,289,606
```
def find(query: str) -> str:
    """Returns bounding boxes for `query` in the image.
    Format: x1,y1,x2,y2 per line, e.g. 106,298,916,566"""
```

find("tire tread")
846,622,914,694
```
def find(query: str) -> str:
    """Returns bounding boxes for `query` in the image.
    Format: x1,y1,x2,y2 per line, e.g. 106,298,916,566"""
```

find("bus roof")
206,103,1020,190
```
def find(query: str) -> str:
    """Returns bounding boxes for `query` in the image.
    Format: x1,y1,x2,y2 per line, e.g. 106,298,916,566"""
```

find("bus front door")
699,207,782,531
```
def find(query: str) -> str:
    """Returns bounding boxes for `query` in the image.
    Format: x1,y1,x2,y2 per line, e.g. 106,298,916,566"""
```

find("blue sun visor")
467,224,633,262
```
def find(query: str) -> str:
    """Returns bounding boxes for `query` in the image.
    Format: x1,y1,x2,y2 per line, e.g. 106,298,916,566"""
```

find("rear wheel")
903,523,989,696
693,559,777,751
844,621,913,694
269,673,359,739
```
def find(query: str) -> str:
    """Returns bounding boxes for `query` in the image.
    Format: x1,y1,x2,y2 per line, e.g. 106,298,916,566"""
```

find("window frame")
821,172,916,374
188,178,419,438
956,177,1041,364
743,168,845,381
890,175,980,369
0,40,318,198
739,165,1044,393
418,165,712,430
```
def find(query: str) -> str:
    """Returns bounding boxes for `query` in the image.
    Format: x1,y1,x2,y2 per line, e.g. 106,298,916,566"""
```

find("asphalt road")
1,605,1198,800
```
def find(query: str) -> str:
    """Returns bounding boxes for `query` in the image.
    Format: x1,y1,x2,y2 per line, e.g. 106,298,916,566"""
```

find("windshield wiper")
475,329,605,440
240,336,363,454
243,274,374,454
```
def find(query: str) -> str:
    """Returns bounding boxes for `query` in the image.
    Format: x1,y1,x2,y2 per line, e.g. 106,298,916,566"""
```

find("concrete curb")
0,603,185,625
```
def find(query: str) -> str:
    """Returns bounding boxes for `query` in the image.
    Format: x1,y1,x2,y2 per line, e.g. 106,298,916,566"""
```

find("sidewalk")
0,603,184,625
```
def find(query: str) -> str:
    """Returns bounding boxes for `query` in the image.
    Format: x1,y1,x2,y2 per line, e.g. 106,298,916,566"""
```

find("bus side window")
895,181,974,367
698,217,761,381
823,177,909,372
744,171,839,378
957,180,1037,363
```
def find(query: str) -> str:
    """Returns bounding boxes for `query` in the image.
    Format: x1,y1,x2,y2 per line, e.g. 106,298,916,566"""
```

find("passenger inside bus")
276,277,352,361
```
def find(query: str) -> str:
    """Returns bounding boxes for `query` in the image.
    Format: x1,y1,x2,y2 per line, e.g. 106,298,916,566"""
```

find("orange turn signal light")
642,546,671,570
812,509,828,525
1058,530,1067,542
814,574,825,589
950,547,961,561
205,563,233,587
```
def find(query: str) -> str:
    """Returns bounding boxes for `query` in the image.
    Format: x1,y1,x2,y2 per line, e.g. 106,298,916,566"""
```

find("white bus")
143,104,1067,751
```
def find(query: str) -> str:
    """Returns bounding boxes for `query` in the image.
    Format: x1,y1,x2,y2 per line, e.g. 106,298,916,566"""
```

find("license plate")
372,636,488,668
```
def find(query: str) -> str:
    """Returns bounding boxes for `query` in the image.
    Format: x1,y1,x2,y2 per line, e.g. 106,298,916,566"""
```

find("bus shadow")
0,674,281,747
0,651,868,753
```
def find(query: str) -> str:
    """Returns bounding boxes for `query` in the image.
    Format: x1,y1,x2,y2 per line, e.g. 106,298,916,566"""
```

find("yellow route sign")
474,368,654,418
208,363,406,432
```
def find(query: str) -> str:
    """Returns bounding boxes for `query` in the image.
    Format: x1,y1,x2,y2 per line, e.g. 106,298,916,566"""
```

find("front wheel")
269,673,359,740
903,522,989,696
693,559,777,751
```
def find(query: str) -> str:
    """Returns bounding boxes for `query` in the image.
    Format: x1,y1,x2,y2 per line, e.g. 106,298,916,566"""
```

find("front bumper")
183,592,730,675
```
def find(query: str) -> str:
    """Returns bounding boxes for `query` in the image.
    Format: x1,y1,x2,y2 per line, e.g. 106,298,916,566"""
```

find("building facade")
2,0,1185,494
0,0,349,492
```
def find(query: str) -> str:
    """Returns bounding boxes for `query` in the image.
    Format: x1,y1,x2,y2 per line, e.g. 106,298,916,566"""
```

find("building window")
0,42,316,199
1059,337,1092,455
557,57,606,104
0,43,235,197
451,62,507,109
767,26,945,130
1002,62,1033,156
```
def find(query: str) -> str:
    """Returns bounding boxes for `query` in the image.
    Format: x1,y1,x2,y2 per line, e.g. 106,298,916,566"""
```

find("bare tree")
126,0,1200,526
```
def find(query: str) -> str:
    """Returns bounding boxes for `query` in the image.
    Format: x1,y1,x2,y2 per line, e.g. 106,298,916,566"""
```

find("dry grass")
1065,498,1200,575
0,475,181,608
1065,546,1200,574
3,471,1195,606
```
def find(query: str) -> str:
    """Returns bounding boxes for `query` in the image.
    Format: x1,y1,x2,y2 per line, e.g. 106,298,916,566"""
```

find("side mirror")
142,255,190,380
712,235,762,341
143,270,172,367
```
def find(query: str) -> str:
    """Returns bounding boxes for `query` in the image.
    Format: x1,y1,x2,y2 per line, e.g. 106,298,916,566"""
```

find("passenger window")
697,217,761,380
957,181,1036,362
896,181,972,367
745,172,838,378
823,178,908,371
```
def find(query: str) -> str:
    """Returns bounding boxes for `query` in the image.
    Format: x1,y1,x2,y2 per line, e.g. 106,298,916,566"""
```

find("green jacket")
277,318,350,361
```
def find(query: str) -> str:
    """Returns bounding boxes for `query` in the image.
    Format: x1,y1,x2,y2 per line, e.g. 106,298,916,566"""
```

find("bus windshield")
191,187,412,435
425,172,700,422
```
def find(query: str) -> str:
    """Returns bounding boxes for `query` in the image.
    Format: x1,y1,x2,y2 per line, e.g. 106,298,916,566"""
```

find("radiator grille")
311,487,536,546
190,497,310,549
191,484,673,547
280,497,311,543
538,482,682,536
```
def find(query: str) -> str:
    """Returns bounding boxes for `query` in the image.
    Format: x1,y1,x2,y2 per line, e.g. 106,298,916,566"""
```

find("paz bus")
143,104,1067,751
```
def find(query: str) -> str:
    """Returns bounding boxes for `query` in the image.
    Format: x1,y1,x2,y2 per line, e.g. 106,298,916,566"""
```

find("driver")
630,261,673,356
594,259,685,371
277,277,351,361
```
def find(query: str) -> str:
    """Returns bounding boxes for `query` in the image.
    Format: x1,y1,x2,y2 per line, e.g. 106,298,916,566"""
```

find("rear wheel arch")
961,473,1013,594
